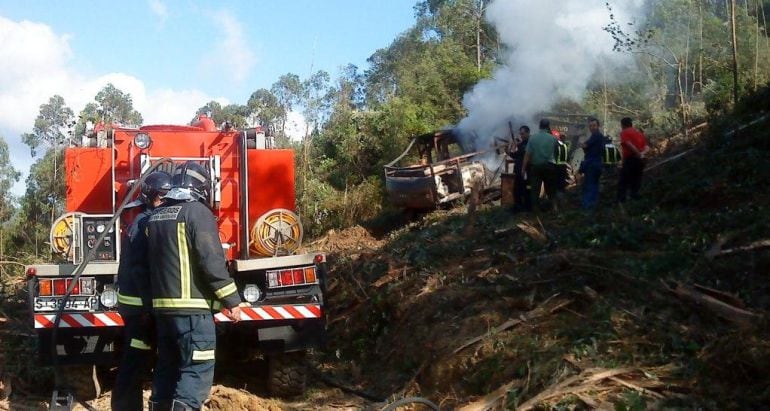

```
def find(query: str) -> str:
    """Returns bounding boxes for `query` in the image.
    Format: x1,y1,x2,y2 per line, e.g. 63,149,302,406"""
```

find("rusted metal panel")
385,174,437,209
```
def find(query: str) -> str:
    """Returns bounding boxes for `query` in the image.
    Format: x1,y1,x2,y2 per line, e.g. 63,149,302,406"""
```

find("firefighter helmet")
171,161,210,202
140,171,172,206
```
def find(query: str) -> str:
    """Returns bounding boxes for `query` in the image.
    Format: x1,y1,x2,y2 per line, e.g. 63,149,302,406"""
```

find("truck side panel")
65,148,114,213
247,149,296,221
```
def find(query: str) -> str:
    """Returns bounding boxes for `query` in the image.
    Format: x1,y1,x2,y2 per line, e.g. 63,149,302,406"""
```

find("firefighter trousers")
152,313,216,410
112,313,154,411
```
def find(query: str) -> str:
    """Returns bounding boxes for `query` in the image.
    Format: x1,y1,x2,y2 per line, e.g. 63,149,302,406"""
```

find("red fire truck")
25,115,326,403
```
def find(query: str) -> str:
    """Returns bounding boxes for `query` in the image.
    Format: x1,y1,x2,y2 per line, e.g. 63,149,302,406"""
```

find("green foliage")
602,0,770,134
94,83,143,126
194,101,250,128
298,174,384,237
22,95,75,157
74,83,143,137
0,136,20,223
247,88,283,127
13,150,65,258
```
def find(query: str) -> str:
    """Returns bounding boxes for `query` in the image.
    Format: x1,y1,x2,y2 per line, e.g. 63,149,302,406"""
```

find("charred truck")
25,115,326,402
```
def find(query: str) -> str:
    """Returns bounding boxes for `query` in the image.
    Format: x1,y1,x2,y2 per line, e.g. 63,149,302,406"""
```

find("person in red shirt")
617,117,649,202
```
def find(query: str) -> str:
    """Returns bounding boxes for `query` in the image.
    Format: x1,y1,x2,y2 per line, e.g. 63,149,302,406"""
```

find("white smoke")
458,0,645,147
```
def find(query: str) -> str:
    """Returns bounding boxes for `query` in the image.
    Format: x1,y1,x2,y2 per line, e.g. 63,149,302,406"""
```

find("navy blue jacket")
583,131,609,163
117,207,152,316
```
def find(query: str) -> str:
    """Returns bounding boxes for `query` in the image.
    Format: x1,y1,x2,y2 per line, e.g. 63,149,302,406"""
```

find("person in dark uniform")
146,161,246,411
510,125,532,212
112,171,172,411
580,118,609,210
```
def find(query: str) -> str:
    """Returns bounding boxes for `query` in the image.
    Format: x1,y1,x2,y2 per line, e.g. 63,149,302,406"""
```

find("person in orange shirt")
617,117,649,202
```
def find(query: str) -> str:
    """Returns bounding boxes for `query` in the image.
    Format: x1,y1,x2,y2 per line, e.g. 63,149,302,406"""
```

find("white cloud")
148,0,168,24
203,10,257,83
0,16,222,196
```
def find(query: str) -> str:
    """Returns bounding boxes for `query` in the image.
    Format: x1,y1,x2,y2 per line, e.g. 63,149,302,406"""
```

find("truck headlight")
243,284,261,303
100,285,118,308
134,132,152,149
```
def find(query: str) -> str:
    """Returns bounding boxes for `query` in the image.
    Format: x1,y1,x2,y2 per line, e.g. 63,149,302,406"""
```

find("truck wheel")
267,351,307,397
64,365,101,400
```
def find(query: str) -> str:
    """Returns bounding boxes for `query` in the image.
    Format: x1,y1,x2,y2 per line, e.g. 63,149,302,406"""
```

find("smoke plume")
457,0,644,147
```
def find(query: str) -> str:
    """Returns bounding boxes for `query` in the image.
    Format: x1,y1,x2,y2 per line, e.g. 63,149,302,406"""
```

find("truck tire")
267,351,307,397
64,365,101,401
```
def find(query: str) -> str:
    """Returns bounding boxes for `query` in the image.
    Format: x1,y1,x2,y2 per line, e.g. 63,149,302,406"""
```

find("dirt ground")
0,385,370,411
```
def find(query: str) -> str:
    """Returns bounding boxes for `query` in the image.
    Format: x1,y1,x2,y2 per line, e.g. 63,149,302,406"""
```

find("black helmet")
172,161,210,202
140,171,172,206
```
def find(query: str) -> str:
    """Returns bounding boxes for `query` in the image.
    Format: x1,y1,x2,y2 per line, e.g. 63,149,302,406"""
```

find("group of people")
508,117,649,212
112,161,249,411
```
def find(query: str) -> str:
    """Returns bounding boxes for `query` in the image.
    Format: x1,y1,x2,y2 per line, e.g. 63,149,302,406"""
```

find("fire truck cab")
26,115,326,402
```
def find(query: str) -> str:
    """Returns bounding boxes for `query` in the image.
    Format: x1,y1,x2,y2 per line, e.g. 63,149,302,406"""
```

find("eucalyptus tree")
74,83,143,137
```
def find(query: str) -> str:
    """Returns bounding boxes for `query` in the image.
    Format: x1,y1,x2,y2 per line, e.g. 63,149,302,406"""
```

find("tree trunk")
476,0,483,72
684,9,691,105
676,62,688,135
698,1,704,94
754,0,760,91
730,0,740,105
602,58,608,129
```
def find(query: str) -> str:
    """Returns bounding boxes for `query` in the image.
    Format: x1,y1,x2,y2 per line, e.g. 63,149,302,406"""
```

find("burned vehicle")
384,129,503,209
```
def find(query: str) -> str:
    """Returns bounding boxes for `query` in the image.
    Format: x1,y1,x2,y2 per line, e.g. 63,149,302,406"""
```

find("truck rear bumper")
33,304,323,328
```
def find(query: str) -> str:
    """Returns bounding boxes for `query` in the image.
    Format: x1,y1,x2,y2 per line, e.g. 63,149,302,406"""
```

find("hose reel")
50,212,80,261
249,208,303,257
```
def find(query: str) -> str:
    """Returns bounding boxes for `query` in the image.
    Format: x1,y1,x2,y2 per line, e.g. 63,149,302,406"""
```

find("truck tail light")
66,279,80,295
37,277,95,297
280,270,294,286
53,279,67,295
304,267,316,283
266,266,319,289
39,279,53,296
292,269,304,284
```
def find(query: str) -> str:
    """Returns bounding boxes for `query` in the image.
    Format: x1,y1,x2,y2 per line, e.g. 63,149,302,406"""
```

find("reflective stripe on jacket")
146,200,241,314
603,144,622,164
555,141,569,165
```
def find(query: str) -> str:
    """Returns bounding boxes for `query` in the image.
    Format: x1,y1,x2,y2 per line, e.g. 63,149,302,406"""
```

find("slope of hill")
317,93,770,409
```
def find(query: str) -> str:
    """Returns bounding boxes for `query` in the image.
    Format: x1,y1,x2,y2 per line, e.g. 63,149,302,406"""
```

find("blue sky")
0,0,418,195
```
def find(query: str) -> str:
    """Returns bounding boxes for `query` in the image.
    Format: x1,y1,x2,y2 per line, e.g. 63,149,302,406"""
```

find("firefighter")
112,171,171,411
146,161,246,411
552,130,570,193
510,125,532,212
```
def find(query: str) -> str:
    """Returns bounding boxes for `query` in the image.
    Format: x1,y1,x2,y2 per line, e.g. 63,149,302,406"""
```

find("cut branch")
453,296,571,354
665,282,762,327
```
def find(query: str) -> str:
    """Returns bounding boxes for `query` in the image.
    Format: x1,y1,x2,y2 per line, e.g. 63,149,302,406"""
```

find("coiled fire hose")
249,208,302,256
50,157,174,404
